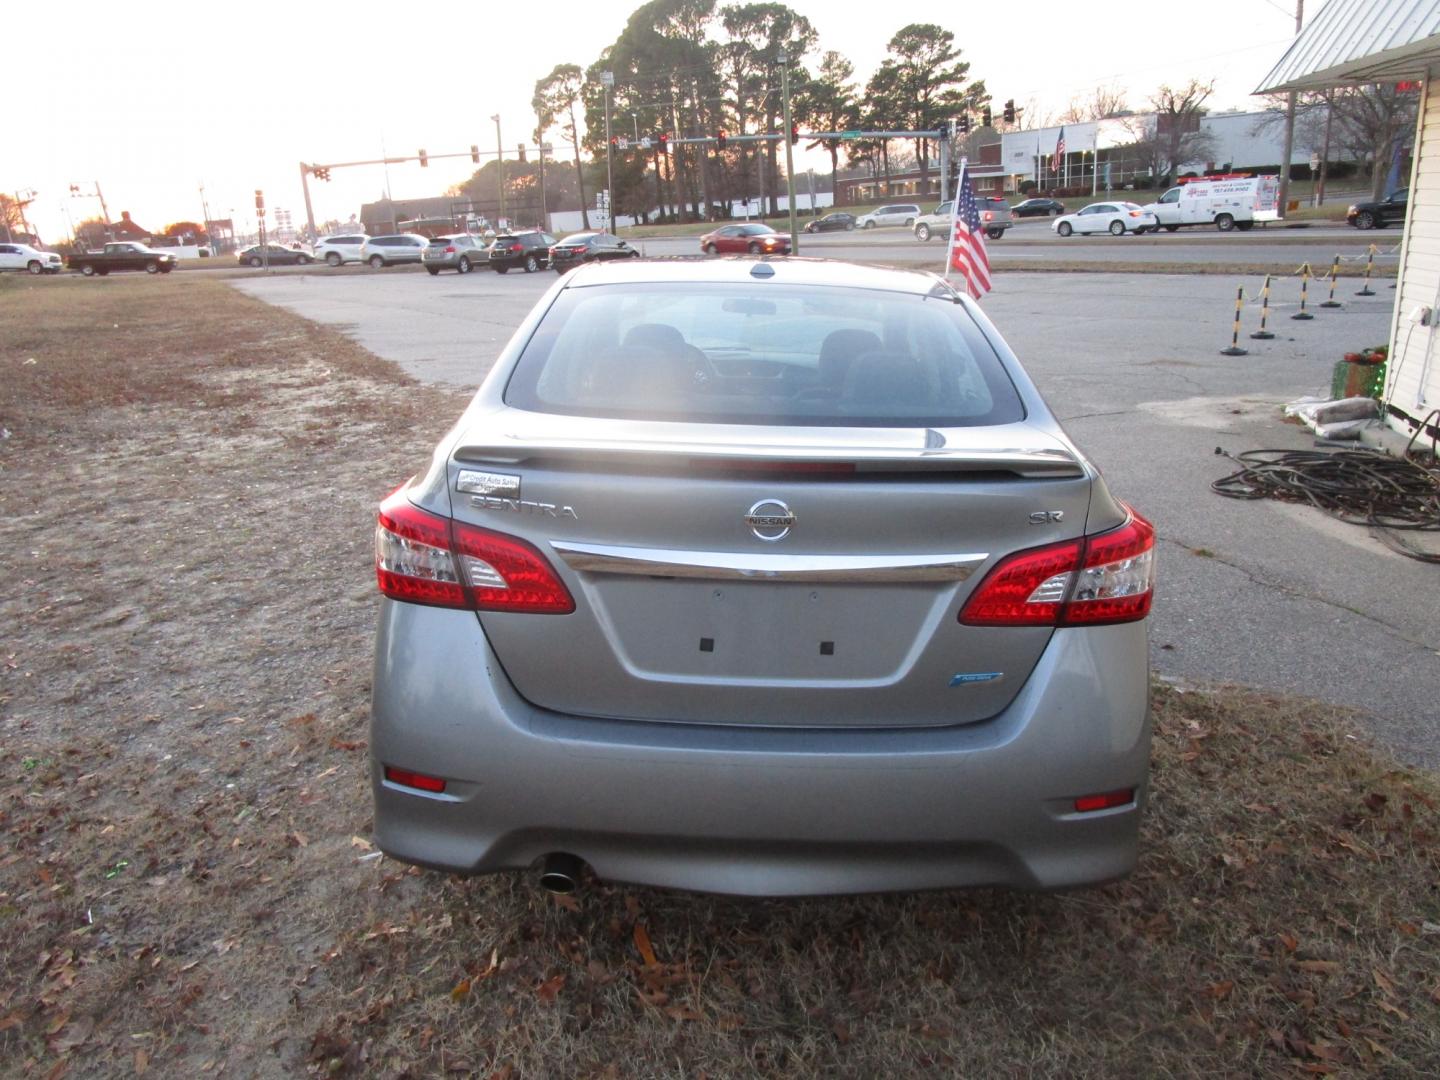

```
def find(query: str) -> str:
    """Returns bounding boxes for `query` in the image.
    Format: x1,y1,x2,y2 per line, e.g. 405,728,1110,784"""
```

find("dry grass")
1,277,1437,1077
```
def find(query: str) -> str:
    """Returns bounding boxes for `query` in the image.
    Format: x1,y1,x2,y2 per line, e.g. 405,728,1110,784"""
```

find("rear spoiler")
453,441,1085,479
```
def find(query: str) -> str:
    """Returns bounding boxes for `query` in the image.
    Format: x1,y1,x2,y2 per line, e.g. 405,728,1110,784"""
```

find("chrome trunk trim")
551,541,988,583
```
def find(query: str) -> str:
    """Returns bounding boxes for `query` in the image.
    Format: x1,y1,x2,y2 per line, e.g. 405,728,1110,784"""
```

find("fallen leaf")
665,1005,704,1022
1278,932,1300,953
1373,968,1399,998
1376,1000,1409,1020
1206,980,1235,1000
633,923,658,967
288,832,308,848
134,1048,149,1074
44,1060,67,1080
349,836,372,851
536,974,565,1003
450,979,471,1001
45,1009,71,1036
51,1015,93,1052
1296,960,1340,975
0,1014,21,1032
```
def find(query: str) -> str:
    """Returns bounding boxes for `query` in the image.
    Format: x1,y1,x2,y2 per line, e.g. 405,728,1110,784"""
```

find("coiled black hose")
1212,446,1440,563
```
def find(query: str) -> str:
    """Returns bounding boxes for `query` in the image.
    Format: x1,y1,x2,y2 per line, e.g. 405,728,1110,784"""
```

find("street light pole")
492,115,506,226
778,49,798,253
602,71,615,233
1278,0,1304,219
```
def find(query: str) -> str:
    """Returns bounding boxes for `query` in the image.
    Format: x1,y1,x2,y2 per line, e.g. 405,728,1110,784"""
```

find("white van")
1145,177,1280,232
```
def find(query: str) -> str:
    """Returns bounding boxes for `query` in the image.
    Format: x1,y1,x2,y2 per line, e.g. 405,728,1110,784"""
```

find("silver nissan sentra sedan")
371,257,1155,897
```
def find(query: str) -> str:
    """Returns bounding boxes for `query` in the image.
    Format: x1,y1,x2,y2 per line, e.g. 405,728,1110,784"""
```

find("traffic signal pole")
299,163,316,238
779,50,798,253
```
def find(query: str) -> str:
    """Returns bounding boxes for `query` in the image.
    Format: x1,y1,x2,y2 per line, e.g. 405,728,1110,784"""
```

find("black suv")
1347,189,1407,230
489,231,557,274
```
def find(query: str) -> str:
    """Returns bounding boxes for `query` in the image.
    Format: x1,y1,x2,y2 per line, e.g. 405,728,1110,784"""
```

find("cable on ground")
1211,442,1440,563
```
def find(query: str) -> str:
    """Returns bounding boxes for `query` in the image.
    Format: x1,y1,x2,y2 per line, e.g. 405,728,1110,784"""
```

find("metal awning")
1257,0,1440,93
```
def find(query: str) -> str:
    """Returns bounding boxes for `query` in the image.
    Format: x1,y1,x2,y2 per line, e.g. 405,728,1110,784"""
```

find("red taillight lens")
958,509,1154,627
384,765,447,793
1074,788,1133,813
1129,211,1142,217
375,487,574,613
510,243,523,252
445,245,456,253
983,211,994,221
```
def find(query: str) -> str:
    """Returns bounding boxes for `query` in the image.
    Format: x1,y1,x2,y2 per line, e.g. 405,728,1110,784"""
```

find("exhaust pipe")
539,852,584,894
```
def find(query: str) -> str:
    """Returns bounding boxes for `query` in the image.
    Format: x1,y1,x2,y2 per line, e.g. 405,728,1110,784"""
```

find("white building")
1259,0,1440,447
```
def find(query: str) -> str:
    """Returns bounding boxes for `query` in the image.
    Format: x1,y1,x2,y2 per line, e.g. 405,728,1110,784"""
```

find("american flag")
948,162,992,299
1050,126,1066,173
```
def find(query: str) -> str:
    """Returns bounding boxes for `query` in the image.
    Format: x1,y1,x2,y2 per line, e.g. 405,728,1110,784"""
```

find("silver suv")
914,198,1014,241
360,234,429,268
369,258,1156,897
423,234,490,275
314,234,368,266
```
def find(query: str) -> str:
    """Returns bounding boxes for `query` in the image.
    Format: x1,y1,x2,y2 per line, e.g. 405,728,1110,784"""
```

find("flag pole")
943,158,967,280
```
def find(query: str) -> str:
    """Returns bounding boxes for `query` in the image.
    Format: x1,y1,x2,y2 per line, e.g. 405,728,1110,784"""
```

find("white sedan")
1052,202,1158,237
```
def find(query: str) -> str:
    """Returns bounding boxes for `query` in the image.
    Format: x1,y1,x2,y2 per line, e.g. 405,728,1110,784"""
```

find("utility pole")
538,142,549,232
778,49,798,252
199,182,214,250
491,115,506,226
602,71,615,233
1277,0,1304,219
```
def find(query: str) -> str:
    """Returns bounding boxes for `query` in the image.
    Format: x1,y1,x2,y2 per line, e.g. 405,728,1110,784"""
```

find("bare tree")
1059,84,1129,124
1329,84,1418,198
1146,79,1217,183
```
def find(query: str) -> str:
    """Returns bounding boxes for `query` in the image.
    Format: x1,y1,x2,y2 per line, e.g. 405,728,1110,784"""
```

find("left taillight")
959,509,1155,627
375,487,574,613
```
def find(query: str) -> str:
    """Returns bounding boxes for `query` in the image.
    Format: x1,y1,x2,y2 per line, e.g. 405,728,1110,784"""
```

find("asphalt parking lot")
232,268,1437,764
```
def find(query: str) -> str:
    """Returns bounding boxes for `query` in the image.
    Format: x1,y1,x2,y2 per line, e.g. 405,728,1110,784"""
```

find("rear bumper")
370,600,1151,896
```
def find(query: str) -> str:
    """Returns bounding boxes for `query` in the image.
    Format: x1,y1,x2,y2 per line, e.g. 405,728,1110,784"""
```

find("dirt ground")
1,274,1438,1077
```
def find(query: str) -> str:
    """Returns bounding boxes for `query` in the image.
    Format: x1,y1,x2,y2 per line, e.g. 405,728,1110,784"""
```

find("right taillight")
375,487,574,614
959,509,1154,627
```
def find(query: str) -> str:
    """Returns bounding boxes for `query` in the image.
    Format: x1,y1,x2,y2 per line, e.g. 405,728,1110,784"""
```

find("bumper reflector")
384,766,447,794
1073,788,1134,813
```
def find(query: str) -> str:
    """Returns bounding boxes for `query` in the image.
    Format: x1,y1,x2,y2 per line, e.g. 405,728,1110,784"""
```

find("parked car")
913,198,1013,241
370,256,1156,898
65,242,177,276
423,234,491,275
1011,198,1067,218
855,203,922,229
237,245,313,267
1052,202,1158,236
699,222,792,255
1348,188,1408,229
804,212,856,233
361,234,430,268
0,242,63,274
488,230,557,274
314,234,369,266
548,232,641,273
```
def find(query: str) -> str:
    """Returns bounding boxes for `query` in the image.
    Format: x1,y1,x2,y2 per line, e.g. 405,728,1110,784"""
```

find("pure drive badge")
457,470,521,497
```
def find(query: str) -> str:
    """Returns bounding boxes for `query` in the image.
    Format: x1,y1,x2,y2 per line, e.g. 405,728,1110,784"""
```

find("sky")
12,0,1305,242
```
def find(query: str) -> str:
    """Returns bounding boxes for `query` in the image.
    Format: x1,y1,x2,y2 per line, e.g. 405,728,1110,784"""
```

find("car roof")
558,255,953,298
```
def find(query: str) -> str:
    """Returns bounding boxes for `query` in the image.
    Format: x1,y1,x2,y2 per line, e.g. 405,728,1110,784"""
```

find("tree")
879,24,986,192
1144,79,1216,184
0,193,30,242
163,221,209,243
534,63,592,228
1060,84,1129,124
797,51,858,195
1328,84,1418,199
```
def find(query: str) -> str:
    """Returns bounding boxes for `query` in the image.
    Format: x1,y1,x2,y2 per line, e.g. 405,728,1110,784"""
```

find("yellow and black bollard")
1220,284,1248,356
1320,255,1342,308
1250,275,1275,340
1356,245,1377,296
1292,263,1314,321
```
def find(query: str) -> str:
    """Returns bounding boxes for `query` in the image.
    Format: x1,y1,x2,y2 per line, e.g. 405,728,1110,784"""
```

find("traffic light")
418,149,428,167
982,106,993,128
936,120,950,139
658,132,669,153
254,189,265,213
1004,99,1016,124
471,144,480,164
790,123,799,145
518,143,526,163
313,166,331,181
716,130,727,150
959,115,971,135
609,135,619,150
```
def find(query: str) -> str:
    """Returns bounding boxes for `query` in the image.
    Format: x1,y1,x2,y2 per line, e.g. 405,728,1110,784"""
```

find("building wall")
1384,69,1440,439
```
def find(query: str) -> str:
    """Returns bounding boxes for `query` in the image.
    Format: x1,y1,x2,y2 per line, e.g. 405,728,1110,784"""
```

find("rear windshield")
504,282,1025,427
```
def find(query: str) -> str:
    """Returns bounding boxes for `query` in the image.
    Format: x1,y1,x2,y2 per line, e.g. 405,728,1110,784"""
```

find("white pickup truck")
1144,176,1280,232
913,197,1013,242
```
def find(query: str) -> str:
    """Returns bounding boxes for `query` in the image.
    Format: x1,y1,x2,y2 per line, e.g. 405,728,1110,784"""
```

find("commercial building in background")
1259,0,1440,448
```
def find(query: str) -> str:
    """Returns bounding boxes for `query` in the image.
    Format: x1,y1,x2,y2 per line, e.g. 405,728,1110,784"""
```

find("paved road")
233,270,1438,765
635,220,1402,269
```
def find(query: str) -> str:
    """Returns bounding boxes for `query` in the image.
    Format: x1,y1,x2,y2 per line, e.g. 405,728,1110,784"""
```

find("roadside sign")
640,136,652,150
